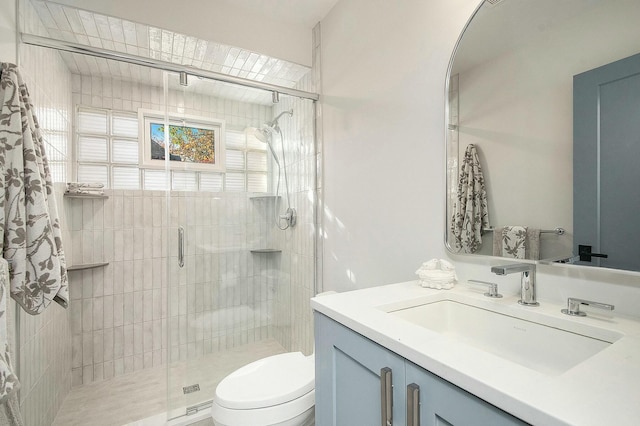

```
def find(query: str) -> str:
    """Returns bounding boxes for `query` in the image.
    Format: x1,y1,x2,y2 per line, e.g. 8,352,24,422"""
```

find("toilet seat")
212,352,315,426
215,352,315,409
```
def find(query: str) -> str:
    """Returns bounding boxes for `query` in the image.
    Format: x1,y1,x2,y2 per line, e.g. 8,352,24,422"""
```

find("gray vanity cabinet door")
315,312,407,426
405,362,527,426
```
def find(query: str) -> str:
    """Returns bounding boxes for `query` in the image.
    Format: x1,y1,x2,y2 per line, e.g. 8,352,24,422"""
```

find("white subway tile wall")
270,75,318,356
72,73,275,129
67,190,279,387
16,1,74,425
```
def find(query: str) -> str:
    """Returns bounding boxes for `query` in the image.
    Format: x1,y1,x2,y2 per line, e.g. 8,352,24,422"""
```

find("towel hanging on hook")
451,144,490,253
0,63,68,315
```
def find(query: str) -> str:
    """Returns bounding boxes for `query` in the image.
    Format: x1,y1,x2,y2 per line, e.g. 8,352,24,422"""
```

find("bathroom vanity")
312,282,640,425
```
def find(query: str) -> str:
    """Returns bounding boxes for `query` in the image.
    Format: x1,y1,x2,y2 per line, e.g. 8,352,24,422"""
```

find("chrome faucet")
561,297,614,317
491,263,539,306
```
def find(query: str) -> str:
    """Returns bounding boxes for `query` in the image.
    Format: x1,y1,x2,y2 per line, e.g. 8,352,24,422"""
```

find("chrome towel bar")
484,227,565,235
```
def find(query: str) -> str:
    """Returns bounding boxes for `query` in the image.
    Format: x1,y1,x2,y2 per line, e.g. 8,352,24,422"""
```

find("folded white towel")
67,182,104,189
65,188,105,196
419,259,439,270
439,259,455,271
416,259,457,290
419,279,455,290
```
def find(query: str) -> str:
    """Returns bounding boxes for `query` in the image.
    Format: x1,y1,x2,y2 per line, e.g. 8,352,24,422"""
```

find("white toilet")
210,351,315,426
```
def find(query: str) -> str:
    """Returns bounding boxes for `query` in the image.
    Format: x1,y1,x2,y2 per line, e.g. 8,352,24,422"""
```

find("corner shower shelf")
249,195,281,200
250,249,282,254
64,193,109,199
67,262,109,271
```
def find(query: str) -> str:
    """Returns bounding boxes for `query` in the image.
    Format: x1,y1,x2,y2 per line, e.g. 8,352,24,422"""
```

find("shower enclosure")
16,1,320,424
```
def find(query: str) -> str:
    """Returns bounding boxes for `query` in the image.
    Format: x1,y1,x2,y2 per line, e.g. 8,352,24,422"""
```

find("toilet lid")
215,352,315,410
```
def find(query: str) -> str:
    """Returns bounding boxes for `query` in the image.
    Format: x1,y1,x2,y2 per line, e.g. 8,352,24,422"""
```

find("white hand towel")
416,259,457,289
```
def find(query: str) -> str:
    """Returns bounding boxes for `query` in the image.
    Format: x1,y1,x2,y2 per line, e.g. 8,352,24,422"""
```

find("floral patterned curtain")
0,63,68,315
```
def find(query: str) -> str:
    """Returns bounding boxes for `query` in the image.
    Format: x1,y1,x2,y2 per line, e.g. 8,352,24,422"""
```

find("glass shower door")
164,73,289,419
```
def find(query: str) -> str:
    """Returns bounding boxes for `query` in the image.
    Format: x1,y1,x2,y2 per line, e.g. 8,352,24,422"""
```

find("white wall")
319,0,640,317
320,0,478,292
51,0,313,66
0,0,16,63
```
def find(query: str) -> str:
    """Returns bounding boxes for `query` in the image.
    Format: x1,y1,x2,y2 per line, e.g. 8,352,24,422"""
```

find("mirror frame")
443,0,640,273
444,0,494,258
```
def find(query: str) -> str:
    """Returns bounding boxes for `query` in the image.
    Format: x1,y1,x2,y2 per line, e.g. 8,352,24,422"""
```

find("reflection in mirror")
445,0,640,273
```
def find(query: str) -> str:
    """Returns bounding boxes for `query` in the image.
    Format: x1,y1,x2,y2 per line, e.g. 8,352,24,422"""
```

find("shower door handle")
178,226,185,268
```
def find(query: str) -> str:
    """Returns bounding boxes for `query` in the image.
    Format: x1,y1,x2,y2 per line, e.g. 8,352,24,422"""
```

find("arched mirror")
445,0,640,272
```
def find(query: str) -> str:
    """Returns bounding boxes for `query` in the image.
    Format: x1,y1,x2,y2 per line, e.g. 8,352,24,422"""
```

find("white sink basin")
387,300,622,375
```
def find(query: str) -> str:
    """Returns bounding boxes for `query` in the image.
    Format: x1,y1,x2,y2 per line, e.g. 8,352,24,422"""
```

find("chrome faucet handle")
561,297,615,317
468,280,503,298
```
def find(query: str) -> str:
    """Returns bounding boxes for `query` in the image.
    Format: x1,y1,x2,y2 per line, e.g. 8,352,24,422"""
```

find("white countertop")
311,281,640,426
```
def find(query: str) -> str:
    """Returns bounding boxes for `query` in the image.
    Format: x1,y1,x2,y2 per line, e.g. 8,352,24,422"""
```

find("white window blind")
112,166,140,189
144,169,168,190
172,171,198,191
112,139,139,163
78,136,108,162
112,114,138,137
77,164,108,187
226,149,245,170
225,173,245,192
247,151,267,171
247,173,267,193
78,109,107,134
200,173,223,192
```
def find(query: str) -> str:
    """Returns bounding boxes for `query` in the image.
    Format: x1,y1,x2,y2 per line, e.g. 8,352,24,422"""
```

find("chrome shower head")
246,126,280,167
267,109,294,129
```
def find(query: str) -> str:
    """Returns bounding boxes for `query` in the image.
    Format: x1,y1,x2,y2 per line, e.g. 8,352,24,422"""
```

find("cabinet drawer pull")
407,383,420,426
380,367,393,426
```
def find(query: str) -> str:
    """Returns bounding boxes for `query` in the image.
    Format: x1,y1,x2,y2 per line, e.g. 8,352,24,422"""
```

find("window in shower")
139,109,226,171
75,106,268,192
77,107,140,188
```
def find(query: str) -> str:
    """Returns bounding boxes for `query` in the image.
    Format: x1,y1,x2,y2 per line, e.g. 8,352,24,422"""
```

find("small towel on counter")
451,144,490,254
416,259,457,289
492,226,541,260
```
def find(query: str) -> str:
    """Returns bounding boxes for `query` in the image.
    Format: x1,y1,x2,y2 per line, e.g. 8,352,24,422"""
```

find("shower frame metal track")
20,33,320,102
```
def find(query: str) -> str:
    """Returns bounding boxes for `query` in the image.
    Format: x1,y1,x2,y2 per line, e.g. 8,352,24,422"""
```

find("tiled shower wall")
68,76,304,384
16,1,74,424
71,74,274,130
67,190,278,385
271,73,319,355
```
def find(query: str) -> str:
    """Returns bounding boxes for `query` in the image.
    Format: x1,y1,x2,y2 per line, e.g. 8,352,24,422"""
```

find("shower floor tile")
53,339,286,426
